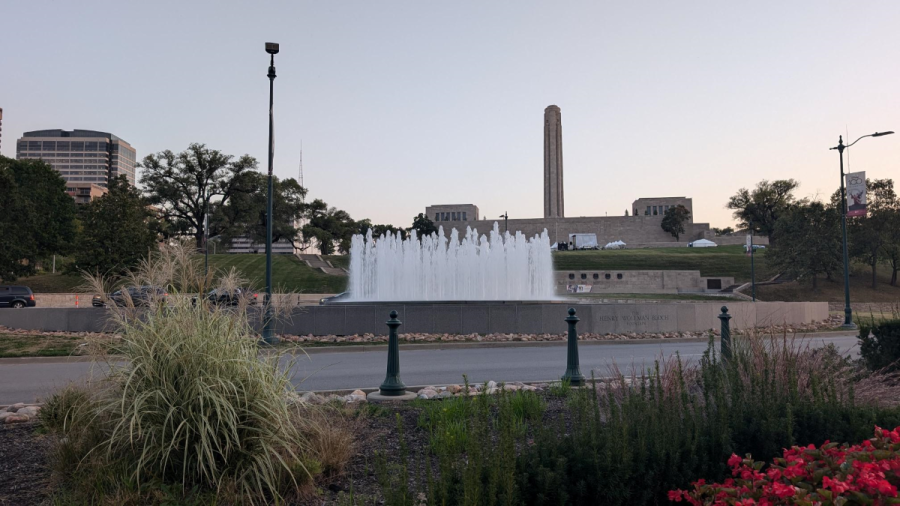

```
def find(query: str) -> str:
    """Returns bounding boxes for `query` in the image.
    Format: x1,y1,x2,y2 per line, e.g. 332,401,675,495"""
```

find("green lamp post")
379,311,408,396
562,307,585,386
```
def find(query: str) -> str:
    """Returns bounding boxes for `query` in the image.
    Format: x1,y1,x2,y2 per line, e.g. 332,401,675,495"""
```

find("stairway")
297,254,347,276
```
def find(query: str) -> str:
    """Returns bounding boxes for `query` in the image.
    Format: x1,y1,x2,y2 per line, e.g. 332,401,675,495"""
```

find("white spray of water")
347,223,555,301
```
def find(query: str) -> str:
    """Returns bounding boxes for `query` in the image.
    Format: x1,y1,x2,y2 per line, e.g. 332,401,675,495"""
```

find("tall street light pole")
500,211,508,233
262,42,280,345
830,131,894,329
749,220,755,302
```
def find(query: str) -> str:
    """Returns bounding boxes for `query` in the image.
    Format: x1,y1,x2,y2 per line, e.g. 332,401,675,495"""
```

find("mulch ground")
0,393,573,505
0,421,52,506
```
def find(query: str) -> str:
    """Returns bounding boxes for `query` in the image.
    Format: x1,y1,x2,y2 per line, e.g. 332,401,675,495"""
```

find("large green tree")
661,205,691,241
300,200,358,255
140,143,258,249
0,156,77,281
73,176,159,274
212,173,307,249
726,179,799,243
410,213,438,238
849,178,897,289
767,201,841,289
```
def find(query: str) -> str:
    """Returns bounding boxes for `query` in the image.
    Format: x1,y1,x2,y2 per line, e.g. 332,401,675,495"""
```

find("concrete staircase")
297,254,347,276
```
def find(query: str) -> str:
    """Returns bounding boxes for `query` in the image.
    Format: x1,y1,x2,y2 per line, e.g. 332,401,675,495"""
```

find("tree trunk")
892,268,897,287
196,232,204,251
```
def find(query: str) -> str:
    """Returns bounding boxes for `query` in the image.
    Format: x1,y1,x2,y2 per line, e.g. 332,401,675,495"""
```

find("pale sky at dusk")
1,1,897,230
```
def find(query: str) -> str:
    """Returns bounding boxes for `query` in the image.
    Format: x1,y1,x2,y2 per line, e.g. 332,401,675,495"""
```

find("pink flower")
771,482,796,499
728,454,743,467
667,490,684,502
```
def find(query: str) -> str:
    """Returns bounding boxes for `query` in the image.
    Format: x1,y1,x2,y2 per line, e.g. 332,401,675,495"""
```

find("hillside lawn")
552,245,772,283
755,266,900,304
17,254,348,294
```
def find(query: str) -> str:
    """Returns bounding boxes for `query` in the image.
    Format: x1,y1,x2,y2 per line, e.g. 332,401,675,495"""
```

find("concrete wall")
32,293,334,308
0,301,829,336
437,215,712,247
556,270,735,294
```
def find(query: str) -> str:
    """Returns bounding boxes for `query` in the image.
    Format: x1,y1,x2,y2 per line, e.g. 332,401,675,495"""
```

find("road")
0,335,860,405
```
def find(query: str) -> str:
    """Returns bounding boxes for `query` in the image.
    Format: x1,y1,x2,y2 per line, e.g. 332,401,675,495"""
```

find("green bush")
45,243,310,505
859,319,900,371
380,335,900,506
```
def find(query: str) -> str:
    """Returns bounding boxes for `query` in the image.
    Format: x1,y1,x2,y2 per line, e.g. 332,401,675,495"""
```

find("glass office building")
16,129,136,186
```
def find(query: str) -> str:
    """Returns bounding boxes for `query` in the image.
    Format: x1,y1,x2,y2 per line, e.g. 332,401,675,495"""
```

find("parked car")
93,286,167,307
193,288,259,307
319,292,351,305
0,286,36,308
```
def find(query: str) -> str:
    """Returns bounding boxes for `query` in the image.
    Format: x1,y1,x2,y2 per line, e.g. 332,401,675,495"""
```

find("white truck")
568,233,599,250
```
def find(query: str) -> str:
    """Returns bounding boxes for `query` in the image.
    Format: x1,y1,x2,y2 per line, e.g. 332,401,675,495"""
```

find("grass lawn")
552,245,771,283
565,292,737,301
17,255,348,294
757,267,900,303
205,254,347,293
0,332,95,358
324,255,349,270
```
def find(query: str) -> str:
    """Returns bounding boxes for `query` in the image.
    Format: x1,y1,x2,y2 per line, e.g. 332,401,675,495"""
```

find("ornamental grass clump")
48,242,308,504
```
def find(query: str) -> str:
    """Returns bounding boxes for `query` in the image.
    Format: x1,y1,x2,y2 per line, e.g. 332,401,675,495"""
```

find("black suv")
93,286,167,307
0,286,36,308
193,288,259,307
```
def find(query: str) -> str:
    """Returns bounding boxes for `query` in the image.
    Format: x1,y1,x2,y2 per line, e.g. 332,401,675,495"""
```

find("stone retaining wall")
0,301,829,336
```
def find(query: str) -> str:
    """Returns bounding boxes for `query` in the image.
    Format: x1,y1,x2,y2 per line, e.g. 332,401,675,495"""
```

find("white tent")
550,242,559,251
689,239,717,248
604,240,626,250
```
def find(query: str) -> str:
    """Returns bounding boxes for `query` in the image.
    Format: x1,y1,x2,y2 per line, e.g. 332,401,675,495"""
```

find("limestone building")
424,106,756,247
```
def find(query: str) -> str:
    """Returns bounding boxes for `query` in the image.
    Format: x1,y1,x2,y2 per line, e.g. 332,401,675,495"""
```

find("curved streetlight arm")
831,131,894,151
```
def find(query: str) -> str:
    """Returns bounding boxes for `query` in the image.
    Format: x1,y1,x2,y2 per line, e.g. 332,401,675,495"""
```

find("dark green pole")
718,306,732,362
262,43,279,345
833,136,855,330
561,307,585,386
749,220,755,302
379,311,407,395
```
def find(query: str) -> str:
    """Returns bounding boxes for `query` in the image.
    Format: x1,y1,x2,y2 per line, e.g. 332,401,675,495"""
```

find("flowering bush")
669,427,900,505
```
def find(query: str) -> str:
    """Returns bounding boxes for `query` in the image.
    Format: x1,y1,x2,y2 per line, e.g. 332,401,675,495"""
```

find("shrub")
47,242,310,504
669,426,900,504
859,319,900,371
382,333,900,506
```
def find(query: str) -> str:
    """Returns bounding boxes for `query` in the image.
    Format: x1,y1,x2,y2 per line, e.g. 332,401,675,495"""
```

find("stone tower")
544,105,564,218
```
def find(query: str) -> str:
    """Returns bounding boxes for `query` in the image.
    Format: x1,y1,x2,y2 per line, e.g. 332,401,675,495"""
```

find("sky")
1,0,898,230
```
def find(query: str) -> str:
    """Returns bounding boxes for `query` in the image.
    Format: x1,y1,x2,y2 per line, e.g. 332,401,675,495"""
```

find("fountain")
347,223,555,301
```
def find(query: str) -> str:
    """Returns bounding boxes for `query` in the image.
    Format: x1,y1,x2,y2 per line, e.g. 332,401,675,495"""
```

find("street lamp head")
872,131,894,137
265,42,280,55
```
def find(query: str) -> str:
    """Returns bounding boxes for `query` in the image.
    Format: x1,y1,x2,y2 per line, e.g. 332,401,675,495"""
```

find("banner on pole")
846,171,867,217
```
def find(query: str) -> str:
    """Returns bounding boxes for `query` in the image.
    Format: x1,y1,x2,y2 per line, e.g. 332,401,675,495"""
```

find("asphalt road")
0,335,860,405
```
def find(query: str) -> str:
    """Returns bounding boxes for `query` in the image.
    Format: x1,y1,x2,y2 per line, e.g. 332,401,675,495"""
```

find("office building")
16,129,136,186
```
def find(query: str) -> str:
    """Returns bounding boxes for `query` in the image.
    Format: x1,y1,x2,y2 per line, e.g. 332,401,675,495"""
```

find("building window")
645,206,651,216
568,273,575,280
605,273,611,280
462,212,467,221
580,273,587,280
653,206,658,215
435,214,440,222
617,273,623,280
592,273,599,280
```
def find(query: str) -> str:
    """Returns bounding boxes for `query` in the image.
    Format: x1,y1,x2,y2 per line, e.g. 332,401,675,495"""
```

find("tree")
0,156,77,281
661,205,691,241
767,201,841,289
140,144,258,249
301,200,358,255
212,173,307,249
410,213,437,238
849,179,897,289
712,227,735,236
73,176,159,274
726,179,799,243
883,208,900,286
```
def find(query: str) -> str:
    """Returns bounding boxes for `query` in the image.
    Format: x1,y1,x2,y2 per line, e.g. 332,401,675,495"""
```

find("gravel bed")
0,421,52,506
